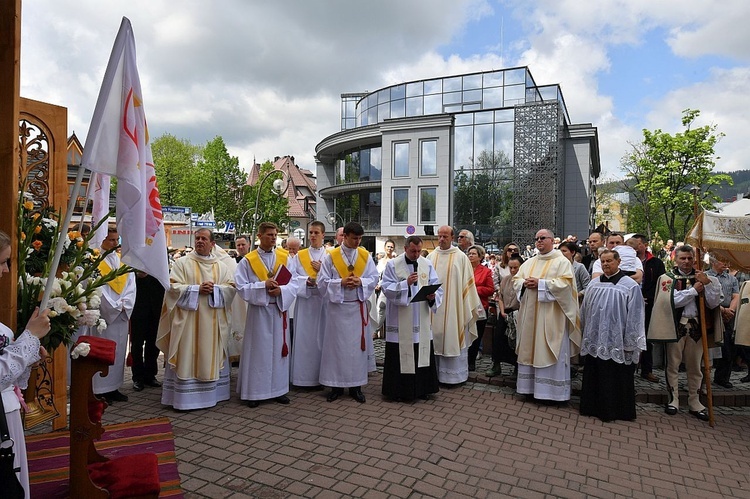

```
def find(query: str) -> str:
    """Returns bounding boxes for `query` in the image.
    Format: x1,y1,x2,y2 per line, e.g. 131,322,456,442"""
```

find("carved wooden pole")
0,0,22,329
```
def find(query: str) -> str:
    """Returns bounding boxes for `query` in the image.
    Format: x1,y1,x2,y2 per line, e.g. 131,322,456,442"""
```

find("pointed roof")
247,156,317,218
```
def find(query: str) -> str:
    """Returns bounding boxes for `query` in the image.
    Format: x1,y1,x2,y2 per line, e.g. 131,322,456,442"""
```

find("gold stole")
330,246,369,278
98,260,127,294
395,256,431,374
245,248,289,280
297,248,320,278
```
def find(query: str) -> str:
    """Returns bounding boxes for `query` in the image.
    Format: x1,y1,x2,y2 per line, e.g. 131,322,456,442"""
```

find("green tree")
245,161,290,235
621,109,732,242
151,133,201,207
189,136,247,227
454,149,513,242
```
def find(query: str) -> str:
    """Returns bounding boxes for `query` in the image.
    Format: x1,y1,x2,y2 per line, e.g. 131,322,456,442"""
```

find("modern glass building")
315,66,600,251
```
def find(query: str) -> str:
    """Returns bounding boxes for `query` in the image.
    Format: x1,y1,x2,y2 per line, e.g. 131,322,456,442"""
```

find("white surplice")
235,250,300,401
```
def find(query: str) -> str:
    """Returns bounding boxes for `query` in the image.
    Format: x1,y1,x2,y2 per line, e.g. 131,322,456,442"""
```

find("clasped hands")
343,274,361,289
199,281,215,295
523,276,539,289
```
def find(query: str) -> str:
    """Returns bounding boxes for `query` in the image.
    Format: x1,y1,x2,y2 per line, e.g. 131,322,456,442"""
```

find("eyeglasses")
457,235,466,239
535,236,550,241
507,248,518,252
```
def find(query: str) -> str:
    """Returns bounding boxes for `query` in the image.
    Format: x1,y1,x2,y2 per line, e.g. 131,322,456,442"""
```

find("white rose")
70,343,91,359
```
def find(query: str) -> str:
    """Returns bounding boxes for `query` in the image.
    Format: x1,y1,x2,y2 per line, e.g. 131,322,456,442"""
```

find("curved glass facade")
317,66,596,248
347,68,554,130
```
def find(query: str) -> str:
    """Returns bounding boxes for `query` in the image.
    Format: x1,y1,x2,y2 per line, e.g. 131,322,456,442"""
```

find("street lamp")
326,211,344,231
249,170,289,248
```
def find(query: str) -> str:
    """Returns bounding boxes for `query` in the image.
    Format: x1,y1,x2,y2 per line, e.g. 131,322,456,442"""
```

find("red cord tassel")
282,311,289,357
359,301,367,351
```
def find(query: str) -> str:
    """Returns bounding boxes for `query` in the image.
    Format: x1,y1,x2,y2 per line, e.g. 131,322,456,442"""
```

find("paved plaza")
46,341,750,499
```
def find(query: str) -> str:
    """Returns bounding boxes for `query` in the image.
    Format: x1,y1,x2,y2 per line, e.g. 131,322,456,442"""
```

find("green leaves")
621,109,732,242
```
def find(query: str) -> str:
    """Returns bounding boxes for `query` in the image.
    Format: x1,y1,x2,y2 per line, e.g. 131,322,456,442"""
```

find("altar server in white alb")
317,222,379,403
380,235,443,402
157,228,236,410
235,222,300,407
94,226,136,404
290,221,328,388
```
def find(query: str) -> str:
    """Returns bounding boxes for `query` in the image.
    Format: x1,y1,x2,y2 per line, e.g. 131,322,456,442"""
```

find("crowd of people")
4,222,750,495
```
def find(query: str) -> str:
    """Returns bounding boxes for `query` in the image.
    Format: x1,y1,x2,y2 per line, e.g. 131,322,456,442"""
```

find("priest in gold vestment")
157,229,236,410
427,226,482,385
513,229,581,402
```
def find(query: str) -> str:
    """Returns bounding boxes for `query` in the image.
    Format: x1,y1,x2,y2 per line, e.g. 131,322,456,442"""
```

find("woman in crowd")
492,242,520,291
467,245,495,372
0,230,51,498
558,241,591,301
486,254,523,377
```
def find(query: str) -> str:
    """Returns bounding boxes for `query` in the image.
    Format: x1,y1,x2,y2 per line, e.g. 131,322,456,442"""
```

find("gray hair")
459,230,475,244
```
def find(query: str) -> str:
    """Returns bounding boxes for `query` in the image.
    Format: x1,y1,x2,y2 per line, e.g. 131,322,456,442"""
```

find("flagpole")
80,170,96,233
40,166,87,310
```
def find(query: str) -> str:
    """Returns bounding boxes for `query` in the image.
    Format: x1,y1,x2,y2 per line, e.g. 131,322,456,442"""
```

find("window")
393,142,409,177
393,188,409,224
420,140,437,176
420,187,437,224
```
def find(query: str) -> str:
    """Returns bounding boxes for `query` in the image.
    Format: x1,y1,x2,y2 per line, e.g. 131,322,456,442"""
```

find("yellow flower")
76,241,84,248
21,232,26,241
34,226,42,234
68,231,81,240
32,213,40,220
23,200,34,210
93,248,100,256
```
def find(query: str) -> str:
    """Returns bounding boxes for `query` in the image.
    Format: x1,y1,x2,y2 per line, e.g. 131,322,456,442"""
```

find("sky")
18,0,750,182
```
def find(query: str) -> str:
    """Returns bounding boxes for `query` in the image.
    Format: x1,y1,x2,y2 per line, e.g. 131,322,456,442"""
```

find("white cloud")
17,0,750,184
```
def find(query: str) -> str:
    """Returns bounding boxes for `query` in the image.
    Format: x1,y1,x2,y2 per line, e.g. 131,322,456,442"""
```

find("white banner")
81,17,169,288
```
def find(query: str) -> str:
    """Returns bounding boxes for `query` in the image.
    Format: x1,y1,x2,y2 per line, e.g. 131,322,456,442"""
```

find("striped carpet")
25,417,183,498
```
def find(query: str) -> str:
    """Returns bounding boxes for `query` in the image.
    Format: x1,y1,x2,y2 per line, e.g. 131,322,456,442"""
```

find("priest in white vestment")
93,227,136,403
427,226,482,385
513,229,581,403
235,222,300,407
317,222,379,403
157,228,236,410
381,236,443,401
291,222,327,387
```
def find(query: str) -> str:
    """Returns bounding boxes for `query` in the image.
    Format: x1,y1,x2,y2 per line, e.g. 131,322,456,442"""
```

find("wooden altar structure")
2,0,69,430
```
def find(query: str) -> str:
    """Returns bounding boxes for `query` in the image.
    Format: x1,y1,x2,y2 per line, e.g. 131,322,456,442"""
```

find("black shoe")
349,388,366,403
689,409,709,422
468,363,476,372
419,394,431,401
132,381,144,392
144,378,162,388
714,380,733,389
664,405,678,416
107,390,129,402
741,375,750,383
247,400,260,408
327,388,343,402
275,395,290,404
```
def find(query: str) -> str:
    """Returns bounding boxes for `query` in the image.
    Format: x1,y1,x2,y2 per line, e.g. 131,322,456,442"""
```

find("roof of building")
247,155,317,218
